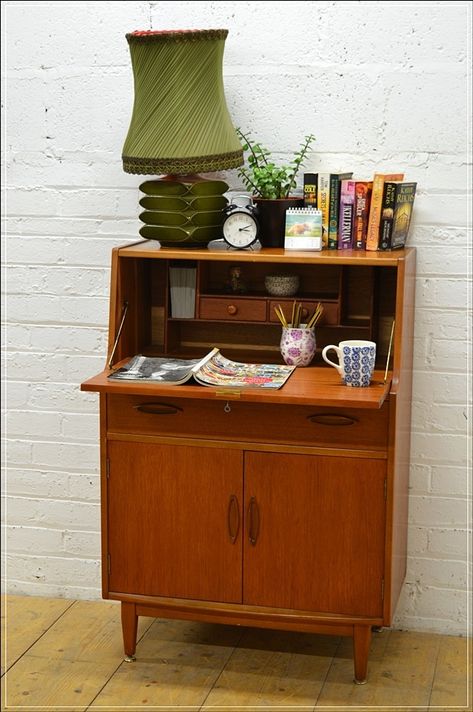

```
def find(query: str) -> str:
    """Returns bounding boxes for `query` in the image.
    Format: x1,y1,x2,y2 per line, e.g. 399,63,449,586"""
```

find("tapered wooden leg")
121,601,138,662
353,624,371,684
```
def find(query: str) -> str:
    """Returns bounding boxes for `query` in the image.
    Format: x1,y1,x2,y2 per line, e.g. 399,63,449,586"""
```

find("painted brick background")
2,1,471,634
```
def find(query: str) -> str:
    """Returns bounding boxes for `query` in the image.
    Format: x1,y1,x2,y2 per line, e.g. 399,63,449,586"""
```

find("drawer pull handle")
308,413,357,426
227,495,240,544
227,304,238,316
134,403,183,415
247,496,260,546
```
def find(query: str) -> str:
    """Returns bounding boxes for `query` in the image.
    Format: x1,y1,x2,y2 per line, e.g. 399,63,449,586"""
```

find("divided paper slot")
169,263,197,319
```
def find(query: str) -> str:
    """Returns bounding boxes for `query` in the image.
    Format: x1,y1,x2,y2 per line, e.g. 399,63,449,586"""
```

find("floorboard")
1,595,470,711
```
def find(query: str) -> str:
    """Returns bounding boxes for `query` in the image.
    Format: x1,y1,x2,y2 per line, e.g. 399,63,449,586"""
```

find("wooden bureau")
81,242,416,683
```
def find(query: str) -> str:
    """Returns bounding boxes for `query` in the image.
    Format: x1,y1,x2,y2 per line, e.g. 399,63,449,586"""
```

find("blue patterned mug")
322,340,376,387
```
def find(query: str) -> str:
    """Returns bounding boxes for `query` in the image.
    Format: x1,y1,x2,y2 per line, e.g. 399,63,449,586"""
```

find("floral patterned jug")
280,326,316,367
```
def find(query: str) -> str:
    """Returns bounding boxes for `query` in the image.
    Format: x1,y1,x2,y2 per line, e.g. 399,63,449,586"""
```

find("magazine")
108,347,296,389
194,351,296,389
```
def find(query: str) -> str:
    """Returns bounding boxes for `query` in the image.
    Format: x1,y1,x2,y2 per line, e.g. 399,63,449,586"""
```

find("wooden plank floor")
1,595,470,711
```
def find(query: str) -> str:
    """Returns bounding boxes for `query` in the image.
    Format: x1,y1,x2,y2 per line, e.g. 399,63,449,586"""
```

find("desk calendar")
284,207,323,250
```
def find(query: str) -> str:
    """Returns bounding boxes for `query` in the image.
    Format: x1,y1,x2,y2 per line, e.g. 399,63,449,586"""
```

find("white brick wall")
2,1,471,635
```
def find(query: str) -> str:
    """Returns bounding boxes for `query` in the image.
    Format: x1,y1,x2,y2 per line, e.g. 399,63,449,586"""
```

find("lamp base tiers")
137,176,228,248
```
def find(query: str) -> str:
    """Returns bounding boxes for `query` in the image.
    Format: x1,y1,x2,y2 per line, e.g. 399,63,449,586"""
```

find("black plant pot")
254,197,304,248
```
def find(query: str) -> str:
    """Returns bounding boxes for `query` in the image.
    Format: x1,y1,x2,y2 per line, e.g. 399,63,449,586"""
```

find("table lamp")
122,29,243,247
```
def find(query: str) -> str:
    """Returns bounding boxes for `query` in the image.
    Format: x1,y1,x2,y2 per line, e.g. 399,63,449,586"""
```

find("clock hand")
239,225,252,231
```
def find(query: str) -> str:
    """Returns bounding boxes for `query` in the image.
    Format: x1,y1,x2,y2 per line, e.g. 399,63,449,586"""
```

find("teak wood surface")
82,365,392,409
106,394,390,451
108,440,243,603
81,242,416,685
242,452,386,617
117,242,414,266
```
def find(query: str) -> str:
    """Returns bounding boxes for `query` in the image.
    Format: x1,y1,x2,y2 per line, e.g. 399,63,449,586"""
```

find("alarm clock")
222,196,259,249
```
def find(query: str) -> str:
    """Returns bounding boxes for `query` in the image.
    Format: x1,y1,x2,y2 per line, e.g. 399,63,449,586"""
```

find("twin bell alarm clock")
222,195,259,249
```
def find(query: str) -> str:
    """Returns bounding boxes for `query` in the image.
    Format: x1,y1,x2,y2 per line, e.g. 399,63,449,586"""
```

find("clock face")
223,210,258,248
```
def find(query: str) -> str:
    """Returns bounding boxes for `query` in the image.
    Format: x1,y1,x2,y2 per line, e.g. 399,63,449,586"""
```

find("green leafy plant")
236,129,316,200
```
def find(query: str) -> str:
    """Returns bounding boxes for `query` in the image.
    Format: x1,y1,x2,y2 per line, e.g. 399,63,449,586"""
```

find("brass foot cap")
124,654,136,663
354,677,368,685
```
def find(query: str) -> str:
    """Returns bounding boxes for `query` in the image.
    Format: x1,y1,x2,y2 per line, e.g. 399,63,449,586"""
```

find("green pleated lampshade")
122,29,244,175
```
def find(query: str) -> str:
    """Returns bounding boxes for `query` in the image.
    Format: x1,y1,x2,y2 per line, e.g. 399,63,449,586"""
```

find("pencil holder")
280,325,316,367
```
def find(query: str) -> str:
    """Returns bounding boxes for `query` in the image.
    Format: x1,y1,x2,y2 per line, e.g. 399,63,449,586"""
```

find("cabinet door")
107,441,243,603
243,452,386,616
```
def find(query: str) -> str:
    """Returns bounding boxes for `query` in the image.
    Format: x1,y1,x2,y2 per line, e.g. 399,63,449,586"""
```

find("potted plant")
236,129,316,247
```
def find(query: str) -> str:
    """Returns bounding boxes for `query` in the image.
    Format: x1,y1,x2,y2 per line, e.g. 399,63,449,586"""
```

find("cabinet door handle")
227,495,240,544
134,403,183,415
307,413,357,426
247,496,260,546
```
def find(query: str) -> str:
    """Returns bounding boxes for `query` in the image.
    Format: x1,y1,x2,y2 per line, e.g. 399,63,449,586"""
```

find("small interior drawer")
268,300,340,326
198,297,267,322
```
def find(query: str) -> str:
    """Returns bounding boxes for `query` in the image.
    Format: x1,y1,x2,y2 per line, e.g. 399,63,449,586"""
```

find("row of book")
303,172,417,250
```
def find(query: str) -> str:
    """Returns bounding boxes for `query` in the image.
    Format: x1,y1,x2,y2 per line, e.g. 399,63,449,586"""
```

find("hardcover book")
108,348,296,389
365,173,404,251
338,180,356,249
327,172,353,249
353,181,373,249
303,173,318,208
379,182,417,250
317,174,331,248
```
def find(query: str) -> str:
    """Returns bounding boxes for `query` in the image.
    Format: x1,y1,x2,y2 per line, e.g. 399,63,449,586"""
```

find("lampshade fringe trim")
122,150,243,175
126,29,229,44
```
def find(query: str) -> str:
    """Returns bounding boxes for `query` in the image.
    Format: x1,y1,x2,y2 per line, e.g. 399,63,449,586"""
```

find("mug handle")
322,345,343,375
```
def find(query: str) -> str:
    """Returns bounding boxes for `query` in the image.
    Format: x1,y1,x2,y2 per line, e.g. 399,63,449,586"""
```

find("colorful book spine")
379,182,417,250
378,182,398,250
353,181,373,249
338,180,356,249
365,173,404,251
328,172,353,249
317,174,331,248
303,173,318,208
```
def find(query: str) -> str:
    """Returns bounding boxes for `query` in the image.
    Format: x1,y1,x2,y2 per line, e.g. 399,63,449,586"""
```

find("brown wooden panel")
198,296,267,322
243,452,386,616
108,257,151,366
81,241,417,684
118,243,414,266
385,248,417,623
83,363,391,410
107,441,243,603
107,395,389,450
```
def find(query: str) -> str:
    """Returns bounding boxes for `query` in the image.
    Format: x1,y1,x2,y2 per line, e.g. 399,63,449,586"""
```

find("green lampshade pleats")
122,29,243,175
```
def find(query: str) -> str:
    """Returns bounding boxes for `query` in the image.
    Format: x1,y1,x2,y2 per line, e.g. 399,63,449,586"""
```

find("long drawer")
107,394,389,451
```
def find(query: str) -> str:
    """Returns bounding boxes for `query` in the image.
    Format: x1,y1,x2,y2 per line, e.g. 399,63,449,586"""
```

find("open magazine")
108,347,296,389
